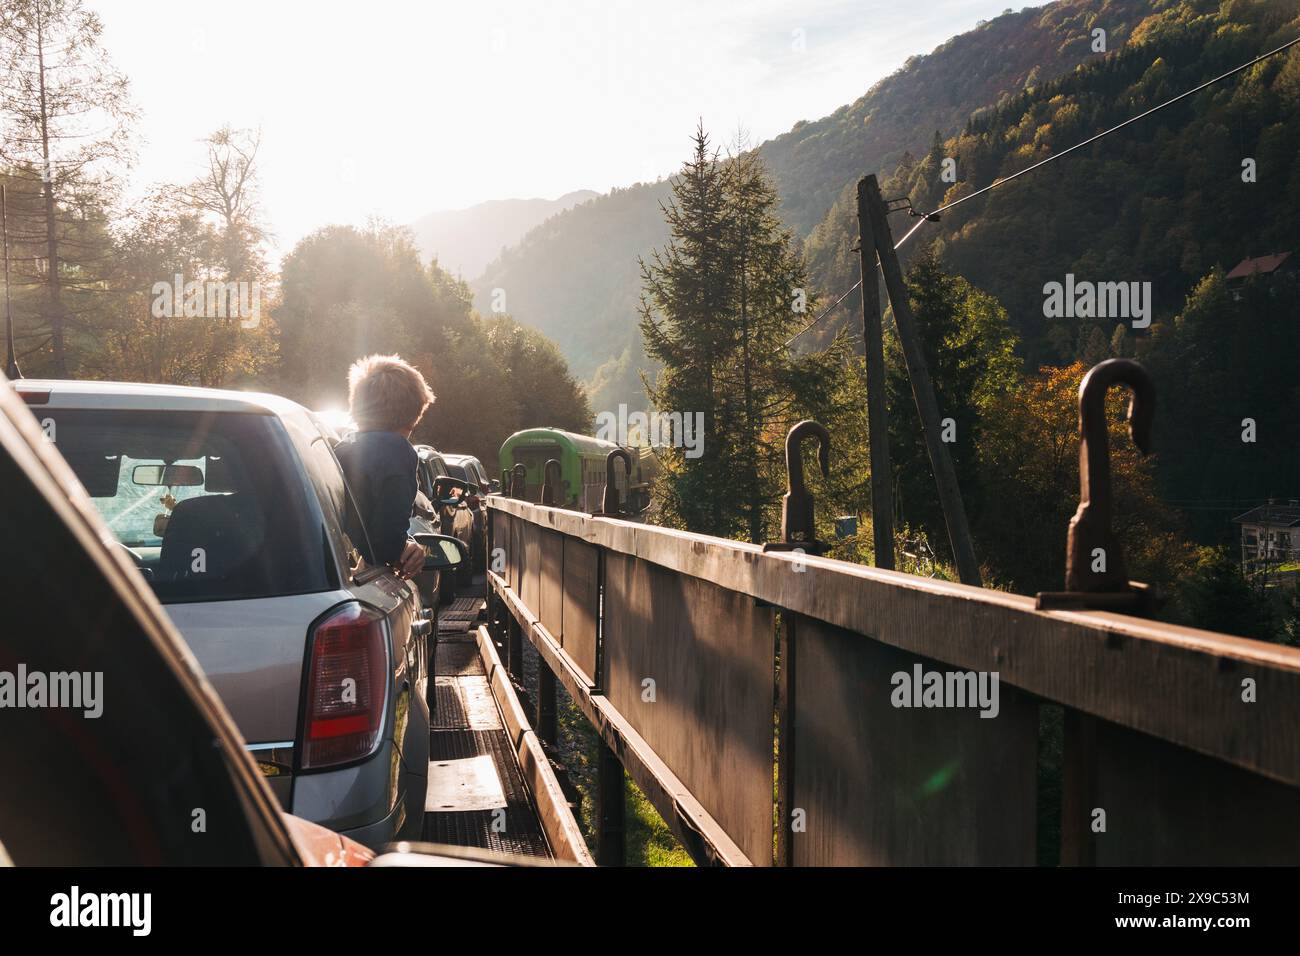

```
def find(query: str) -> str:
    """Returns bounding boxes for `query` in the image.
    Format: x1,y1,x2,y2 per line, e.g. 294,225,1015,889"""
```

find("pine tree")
641,125,846,541
639,124,736,535
721,148,819,542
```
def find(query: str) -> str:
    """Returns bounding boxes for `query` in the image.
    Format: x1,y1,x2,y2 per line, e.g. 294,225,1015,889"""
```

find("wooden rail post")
536,665,557,746
855,177,895,570
595,741,625,866
1060,708,1099,866
507,614,523,677
864,175,982,587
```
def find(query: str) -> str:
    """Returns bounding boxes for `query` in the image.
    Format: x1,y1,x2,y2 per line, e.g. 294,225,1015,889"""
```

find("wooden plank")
519,730,595,866
490,509,508,577
561,537,598,685
539,528,564,638
520,521,541,616
603,551,776,866
1076,717,1300,865
508,512,522,591
791,615,1037,865
490,577,750,866
486,498,1300,787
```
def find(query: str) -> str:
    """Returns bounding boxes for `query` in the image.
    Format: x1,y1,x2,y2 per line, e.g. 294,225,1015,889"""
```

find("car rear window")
44,408,333,604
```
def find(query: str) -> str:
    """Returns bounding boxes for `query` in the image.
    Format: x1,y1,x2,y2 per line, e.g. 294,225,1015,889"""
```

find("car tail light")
300,602,388,770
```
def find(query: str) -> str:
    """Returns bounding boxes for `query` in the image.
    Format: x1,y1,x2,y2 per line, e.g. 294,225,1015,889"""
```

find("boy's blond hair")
347,354,435,432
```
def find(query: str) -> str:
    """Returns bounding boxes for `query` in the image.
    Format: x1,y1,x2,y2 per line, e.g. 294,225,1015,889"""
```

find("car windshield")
44,408,333,604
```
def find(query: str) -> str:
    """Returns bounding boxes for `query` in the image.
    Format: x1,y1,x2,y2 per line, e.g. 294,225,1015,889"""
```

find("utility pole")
855,176,894,569
862,175,982,587
2,185,20,381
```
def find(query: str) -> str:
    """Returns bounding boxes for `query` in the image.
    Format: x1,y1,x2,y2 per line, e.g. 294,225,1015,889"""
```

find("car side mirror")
488,479,502,494
412,533,468,570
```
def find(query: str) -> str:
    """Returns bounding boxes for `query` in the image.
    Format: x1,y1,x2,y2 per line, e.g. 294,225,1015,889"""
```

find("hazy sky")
86,0,1048,259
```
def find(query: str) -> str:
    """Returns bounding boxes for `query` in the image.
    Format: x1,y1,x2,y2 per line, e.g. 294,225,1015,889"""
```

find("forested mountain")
408,189,596,279
471,0,1174,412
471,181,673,393
804,0,1300,362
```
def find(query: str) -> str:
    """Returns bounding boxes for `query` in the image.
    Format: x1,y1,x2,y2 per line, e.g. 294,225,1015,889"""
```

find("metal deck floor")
421,588,552,859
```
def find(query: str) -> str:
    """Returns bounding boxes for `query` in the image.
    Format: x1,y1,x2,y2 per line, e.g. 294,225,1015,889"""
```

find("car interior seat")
158,455,263,586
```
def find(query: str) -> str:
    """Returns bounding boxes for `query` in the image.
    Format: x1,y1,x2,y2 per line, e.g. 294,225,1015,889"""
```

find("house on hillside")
1226,252,1295,301
1233,501,1300,568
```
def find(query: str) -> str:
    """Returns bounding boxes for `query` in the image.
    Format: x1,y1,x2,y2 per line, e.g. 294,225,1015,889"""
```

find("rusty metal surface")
434,641,484,677
509,463,527,500
1038,359,1156,611
423,730,551,858
423,623,552,859
764,419,830,556
600,447,632,516
541,458,561,506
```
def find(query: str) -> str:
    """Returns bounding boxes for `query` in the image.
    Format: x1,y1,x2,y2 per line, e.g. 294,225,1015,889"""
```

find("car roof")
442,453,480,466
15,378,309,418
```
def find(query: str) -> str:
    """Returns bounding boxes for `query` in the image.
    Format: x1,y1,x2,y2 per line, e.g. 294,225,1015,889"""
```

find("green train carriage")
498,427,659,515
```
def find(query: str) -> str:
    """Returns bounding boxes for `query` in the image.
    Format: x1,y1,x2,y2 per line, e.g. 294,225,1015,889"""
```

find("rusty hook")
541,458,562,506
509,462,527,500
601,448,632,516
764,420,830,555
1037,358,1156,612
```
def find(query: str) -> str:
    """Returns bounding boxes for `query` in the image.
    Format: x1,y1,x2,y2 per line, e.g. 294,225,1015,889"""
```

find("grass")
539,643,693,867
624,776,695,867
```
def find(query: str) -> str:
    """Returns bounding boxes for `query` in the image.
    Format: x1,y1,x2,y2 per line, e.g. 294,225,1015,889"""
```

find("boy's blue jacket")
335,430,418,566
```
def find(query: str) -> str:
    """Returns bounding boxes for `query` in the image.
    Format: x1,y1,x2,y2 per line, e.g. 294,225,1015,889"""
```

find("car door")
292,417,430,839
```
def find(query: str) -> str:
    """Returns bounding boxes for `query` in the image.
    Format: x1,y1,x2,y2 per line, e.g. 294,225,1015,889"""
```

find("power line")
909,32,1300,228
784,276,863,347
787,33,1300,347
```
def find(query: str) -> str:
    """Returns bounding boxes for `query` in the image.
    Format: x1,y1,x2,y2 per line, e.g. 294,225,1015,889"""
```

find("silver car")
16,379,456,847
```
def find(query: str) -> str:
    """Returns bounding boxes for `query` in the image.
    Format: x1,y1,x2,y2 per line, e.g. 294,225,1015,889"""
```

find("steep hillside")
760,0,1154,234
472,0,1275,413
409,189,596,279
471,181,672,384
803,0,1300,360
